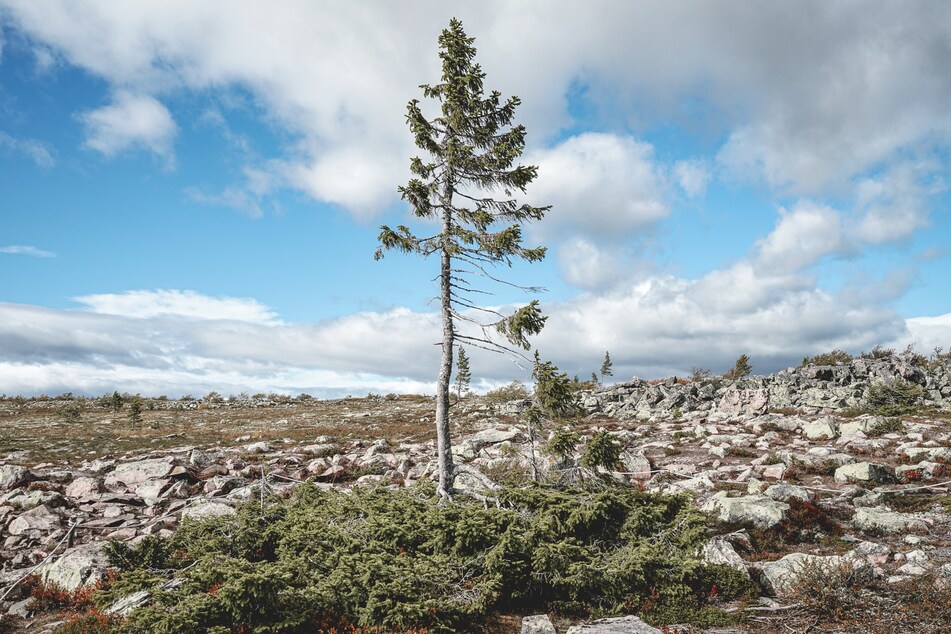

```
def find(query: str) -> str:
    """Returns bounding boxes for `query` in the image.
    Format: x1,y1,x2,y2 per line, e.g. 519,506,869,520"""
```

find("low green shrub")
865,379,924,416
78,483,750,633
801,349,853,366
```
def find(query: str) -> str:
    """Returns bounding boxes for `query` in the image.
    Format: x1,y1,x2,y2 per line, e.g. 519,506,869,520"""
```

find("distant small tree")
454,347,471,400
110,391,123,413
128,399,143,427
599,351,613,384
523,353,576,480
724,354,753,380
690,367,712,383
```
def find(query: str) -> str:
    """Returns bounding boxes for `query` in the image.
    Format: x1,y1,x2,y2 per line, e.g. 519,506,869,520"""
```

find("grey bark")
435,179,456,500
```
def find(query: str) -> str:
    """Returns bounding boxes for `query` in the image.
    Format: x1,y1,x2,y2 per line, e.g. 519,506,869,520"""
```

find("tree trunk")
435,199,455,500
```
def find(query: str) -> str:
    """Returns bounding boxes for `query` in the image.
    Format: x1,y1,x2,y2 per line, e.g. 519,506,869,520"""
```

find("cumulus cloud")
755,201,845,272
4,1,951,224
528,133,669,240
0,245,56,258
854,162,934,244
558,237,625,290
673,160,711,198
1,281,942,397
79,92,177,163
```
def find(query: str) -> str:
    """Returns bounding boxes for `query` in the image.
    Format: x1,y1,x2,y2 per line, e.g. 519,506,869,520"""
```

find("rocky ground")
1,352,950,632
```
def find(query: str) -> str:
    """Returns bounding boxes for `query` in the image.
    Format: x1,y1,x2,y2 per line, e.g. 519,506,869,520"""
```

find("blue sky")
1,1,949,397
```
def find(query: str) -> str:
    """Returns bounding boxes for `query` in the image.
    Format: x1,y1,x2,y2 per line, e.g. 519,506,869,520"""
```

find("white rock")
852,507,929,533
701,493,789,529
105,458,176,487
521,614,557,634
755,551,870,596
65,477,102,499
566,616,662,634
833,462,895,484
39,542,109,591
181,500,236,521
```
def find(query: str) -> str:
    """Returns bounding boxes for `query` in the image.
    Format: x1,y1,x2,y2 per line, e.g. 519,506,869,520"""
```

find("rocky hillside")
0,352,949,632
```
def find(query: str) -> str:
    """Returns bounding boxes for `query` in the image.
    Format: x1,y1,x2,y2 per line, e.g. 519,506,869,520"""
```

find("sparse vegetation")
801,349,853,366
865,379,924,416
723,354,752,381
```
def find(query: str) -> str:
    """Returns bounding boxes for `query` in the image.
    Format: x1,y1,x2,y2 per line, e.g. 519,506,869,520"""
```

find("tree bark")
435,189,455,500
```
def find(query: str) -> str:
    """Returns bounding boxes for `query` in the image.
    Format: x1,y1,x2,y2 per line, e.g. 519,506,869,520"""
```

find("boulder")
802,418,838,440
566,616,662,634
620,451,652,480
754,551,871,596
65,477,102,499
39,542,110,591
8,504,61,535
833,462,895,484
764,483,810,503
105,458,176,487
181,500,236,521
701,536,750,578
717,389,769,417
852,507,929,533
701,493,789,529
0,465,30,491
520,614,557,634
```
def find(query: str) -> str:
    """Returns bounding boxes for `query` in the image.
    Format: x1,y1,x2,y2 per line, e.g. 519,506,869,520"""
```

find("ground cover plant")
55,483,752,633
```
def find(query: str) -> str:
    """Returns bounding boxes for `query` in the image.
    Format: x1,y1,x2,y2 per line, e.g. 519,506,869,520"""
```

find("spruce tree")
600,350,613,384
376,19,549,499
455,346,471,400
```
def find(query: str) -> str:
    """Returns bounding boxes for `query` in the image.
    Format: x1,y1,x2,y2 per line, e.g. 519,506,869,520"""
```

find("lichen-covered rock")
520,614,557,634
566,616,662,634
802,418,838,440
105,457,177,487
701,535,750,578
0,465,30,491
834,461,895,484
701,492,789,529
39,542,109,591
754,551,871,596
852,506,929,533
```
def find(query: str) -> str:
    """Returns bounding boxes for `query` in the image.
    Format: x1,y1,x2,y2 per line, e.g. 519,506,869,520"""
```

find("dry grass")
0,395,517,466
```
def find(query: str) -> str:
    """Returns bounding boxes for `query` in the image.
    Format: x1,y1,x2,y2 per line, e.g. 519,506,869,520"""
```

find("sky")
1,1,950,398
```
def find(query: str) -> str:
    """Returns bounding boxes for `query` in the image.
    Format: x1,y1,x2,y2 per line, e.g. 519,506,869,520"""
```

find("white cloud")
0,131,55,168
79,92,177,163
529,133,669,240
892,313,951,355
0,245,56,258
755,201,844,272
0,280,926,397
558,237,625,290
4,1,951,224
673,160,711,198
74,290,279,323
854,162,933,244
